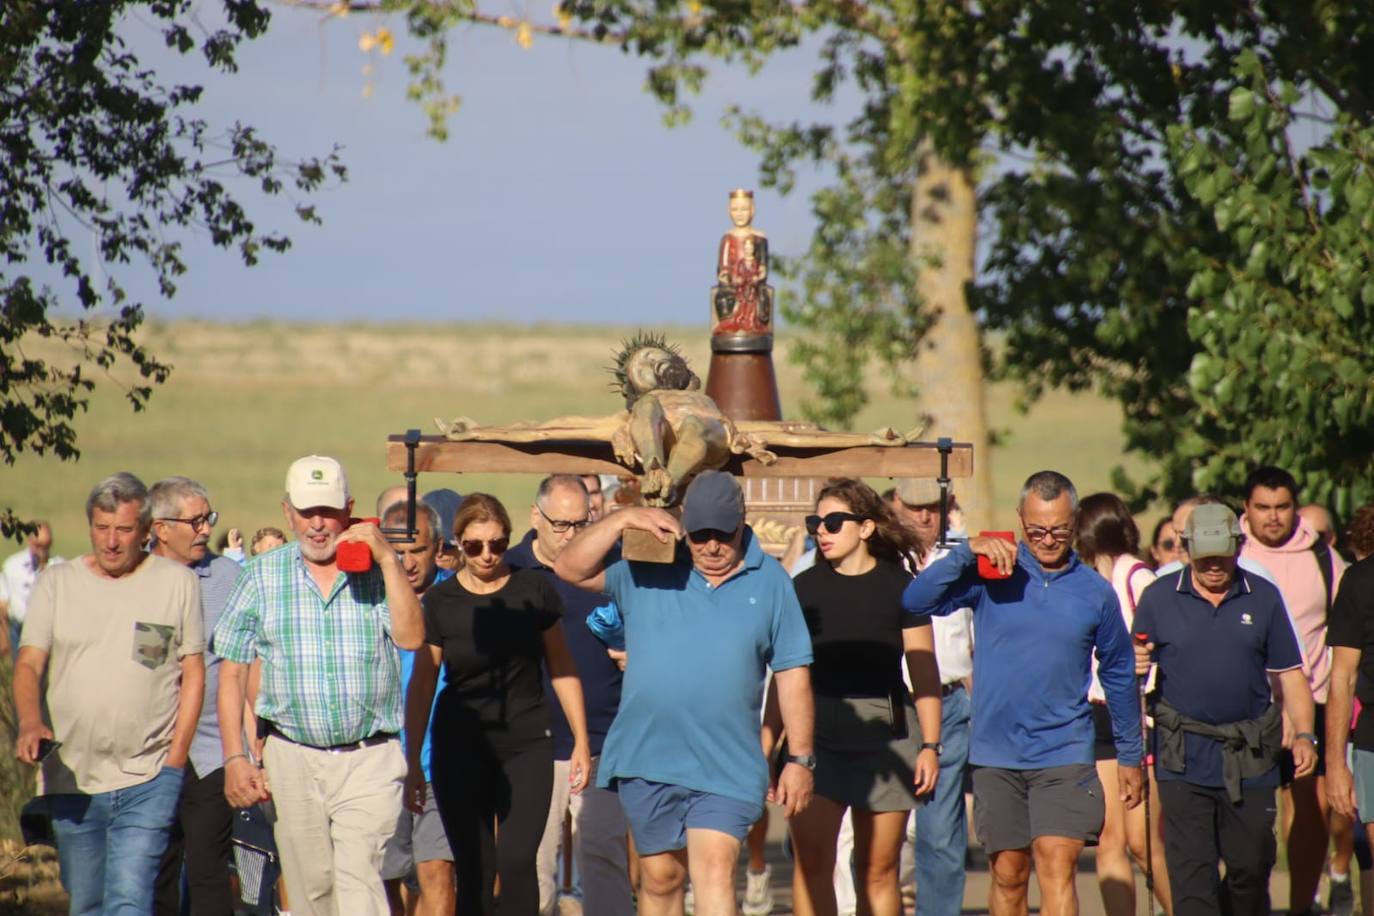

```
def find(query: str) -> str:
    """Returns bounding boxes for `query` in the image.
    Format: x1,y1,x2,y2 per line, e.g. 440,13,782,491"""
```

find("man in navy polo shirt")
555,470,815,916
903,469,1143,916
1134,503,1316,916
507,474,635,916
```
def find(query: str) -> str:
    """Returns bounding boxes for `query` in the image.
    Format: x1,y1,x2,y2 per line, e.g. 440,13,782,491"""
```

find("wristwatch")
785,754,817,771
1294,732,1320,747
919,742,944,756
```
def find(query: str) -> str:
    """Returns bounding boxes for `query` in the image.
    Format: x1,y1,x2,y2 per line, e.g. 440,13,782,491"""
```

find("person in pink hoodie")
1241,466,1348,916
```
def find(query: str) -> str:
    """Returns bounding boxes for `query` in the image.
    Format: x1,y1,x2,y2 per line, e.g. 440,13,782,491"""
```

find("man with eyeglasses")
555,470,815,916
508,475,635,916
146,477,242,916
903,470,1143,916
14,472,205,913
213,455,425,916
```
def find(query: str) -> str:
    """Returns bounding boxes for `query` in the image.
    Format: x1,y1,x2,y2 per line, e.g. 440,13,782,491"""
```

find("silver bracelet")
223,752,252,766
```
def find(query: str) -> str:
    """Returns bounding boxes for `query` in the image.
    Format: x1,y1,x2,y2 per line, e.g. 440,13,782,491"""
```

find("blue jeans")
49,765,185,915
914,684,970,916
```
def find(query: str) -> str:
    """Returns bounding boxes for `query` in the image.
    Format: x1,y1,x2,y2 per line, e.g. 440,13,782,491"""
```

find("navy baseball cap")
421,488,464,547
680,471,744,534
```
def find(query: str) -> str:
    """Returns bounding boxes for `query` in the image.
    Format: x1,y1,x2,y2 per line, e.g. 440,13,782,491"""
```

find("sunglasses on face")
687,527,738,545
805,512,865,536
1022,524,1073,544
1157,538,1177,551
460,537,509,558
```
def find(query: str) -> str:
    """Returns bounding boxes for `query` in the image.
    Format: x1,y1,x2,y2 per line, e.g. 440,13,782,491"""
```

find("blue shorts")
613,778,762,855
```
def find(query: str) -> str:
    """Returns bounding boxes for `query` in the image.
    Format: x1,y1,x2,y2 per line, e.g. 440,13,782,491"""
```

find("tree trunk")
910,144,995,531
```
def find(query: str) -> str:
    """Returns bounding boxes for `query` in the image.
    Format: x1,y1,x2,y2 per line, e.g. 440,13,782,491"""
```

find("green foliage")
397,0,1374,508
0,1,345,540
1169,51,1374,517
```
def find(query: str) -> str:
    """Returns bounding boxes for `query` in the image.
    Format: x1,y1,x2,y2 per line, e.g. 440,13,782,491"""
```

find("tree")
0,1,345,538
339,0,1372,515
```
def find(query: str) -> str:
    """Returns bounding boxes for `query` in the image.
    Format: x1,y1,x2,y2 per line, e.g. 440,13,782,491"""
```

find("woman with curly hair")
777,478,942,916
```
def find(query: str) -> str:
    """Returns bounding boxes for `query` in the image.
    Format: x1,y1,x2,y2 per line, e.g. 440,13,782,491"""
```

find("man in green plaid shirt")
214,455,424,916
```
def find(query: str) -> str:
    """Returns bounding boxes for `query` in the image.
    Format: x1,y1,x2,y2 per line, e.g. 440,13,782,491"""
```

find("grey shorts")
815,695,921,812
972,764,1104,853
381,782,453,880
1353,749,1374,825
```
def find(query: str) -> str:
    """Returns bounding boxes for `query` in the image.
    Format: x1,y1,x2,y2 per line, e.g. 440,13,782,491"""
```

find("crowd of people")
4,455,1374,916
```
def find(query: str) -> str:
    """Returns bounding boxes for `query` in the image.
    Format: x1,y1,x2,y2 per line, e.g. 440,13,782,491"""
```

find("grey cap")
1185,503,1241,559
421,488,464,546
896,477,949,506
680,471,744,534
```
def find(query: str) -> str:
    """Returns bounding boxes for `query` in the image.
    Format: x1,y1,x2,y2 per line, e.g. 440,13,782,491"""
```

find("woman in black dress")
405,493,590,915
782,478,942,916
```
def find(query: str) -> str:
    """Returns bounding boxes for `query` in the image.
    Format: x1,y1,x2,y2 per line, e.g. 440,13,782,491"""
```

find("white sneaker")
684,882,694,915
742,865,774,915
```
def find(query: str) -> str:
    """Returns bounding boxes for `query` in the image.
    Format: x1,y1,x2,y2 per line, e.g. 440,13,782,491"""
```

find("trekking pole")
1134,632,1154,902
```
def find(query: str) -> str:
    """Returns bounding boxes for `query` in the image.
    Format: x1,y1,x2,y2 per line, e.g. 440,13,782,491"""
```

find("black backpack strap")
1312,537,1335,614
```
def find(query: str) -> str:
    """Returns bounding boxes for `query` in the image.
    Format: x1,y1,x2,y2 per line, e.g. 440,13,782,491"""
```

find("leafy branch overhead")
306,0,1371,511
0,1,346,539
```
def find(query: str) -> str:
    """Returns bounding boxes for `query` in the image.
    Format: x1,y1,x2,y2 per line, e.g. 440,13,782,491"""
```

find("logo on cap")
312,470,323,481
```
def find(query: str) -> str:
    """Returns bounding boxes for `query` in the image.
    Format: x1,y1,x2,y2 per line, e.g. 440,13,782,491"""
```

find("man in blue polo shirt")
902,469,1143,916
555,470,815,916
507,474,635,916
1134,502,1316,916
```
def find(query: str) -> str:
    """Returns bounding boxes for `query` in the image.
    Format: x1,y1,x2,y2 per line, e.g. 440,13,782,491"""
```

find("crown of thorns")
608,331,683,400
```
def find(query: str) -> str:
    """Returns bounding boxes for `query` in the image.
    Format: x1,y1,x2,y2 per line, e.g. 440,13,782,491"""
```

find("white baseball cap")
285,455,350,510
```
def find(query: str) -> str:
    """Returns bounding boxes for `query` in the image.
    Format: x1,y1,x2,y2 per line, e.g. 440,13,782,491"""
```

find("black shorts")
972,764,1105,853
1092,703,1116,761
1280,702,1328,784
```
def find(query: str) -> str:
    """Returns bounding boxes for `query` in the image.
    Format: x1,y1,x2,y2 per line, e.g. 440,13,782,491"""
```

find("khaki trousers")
263,735,406,916
536,756,635,916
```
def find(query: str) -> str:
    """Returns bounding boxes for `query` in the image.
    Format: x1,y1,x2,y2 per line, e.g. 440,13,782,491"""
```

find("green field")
3,320,1160,560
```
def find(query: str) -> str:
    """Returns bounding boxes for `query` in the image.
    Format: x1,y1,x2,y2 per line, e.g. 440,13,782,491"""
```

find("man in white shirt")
0,520,62,659
891,478,974,916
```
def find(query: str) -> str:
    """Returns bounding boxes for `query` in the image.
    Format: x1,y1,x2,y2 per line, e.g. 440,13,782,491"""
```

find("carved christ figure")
437,334,920,507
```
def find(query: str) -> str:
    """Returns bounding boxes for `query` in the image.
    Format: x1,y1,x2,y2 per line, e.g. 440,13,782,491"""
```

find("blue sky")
103,5,850,324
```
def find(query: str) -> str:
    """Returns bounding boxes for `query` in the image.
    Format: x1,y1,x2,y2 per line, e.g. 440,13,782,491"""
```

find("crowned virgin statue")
711,189,774,348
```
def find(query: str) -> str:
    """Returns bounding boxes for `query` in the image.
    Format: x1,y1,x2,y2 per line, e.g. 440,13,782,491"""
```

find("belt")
263,721,397,754
941,681,965,697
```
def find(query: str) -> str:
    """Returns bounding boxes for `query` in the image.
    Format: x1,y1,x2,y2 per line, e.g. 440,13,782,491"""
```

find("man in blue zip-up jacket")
903,470,1143,916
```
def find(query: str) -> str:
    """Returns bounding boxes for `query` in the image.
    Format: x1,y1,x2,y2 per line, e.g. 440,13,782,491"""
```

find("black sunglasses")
805,512,866,536
1157,538,1177,551
460,537,509,558
687,527,738,545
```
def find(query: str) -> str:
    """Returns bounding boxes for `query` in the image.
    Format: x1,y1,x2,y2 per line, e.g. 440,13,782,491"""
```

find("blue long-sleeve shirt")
902,541,1143,769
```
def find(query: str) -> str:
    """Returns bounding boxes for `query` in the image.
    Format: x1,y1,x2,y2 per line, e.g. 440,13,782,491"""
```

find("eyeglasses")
1022,524,1073,544
157,511,219,531
687,527,738,545
805,512,866,536
1157,538,1177,551
460,537,509,558
537,505,592,535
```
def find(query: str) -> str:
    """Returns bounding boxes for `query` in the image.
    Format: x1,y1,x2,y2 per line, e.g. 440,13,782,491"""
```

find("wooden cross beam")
385,434,973,479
